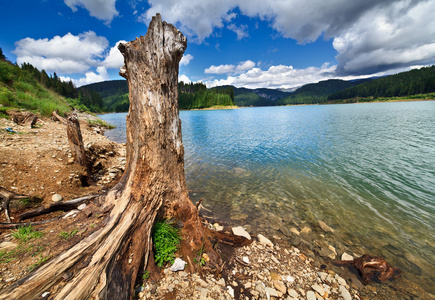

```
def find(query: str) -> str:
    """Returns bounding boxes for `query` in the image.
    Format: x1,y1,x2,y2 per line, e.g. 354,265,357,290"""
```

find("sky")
1,0,435,90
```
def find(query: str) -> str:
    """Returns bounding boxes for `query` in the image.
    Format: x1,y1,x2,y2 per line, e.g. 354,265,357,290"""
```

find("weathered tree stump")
51,110,67,124
0,14,214,300
67,110,90,177
7,110,38,128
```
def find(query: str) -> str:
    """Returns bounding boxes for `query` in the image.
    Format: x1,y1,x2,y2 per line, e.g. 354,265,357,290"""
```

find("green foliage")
178,82,235,109
88,119,115,129
11,225,43,242
142,270,150,280
328,65,435,101
0,48,6,61
59,229,79,240
152,220,181,267
28,255,50,271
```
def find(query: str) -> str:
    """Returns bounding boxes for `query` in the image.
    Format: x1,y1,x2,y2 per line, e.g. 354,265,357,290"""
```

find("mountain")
328,66,435,101
276,79,359,105
79,80,128,112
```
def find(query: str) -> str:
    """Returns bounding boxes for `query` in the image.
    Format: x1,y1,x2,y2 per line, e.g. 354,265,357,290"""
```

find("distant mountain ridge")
80,65,435,111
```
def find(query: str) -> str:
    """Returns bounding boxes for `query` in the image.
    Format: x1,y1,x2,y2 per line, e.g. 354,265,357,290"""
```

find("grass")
11,225,43,242
142,271,150,280
152,220,181,267
59,229,79,240
28,255,50,271
88,119,115,129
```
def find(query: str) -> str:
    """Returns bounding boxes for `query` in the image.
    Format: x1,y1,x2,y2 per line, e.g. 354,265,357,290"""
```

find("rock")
301,227,311,234
335,274,347,286
63,210,79,219
257,234,273,247
232,226,251,240
273,280,286,294
265,287,278,297
341,252,353,261
67,158,75,164
170,258,186,272
318,220,334,233
306,290,316,300
283,275,295,283
339,285,352,300
213,223,224,231
227,286,234,298
242,256,249,264
318,246,336,259
0,242,18,252
52,194,63,202
311,284,324,296
288,289,299,298
290,227,300,235
77,203,86,210
217,278,225,286
41,292,50,298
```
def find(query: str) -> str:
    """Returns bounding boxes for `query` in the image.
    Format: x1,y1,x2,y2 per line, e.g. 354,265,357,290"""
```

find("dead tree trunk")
0,14,210,300
67,110,91,178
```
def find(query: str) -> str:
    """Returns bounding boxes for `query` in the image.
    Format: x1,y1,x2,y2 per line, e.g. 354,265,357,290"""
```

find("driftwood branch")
52,110,67,125
0,216,62,229
0,187,29,223
18,194,99,221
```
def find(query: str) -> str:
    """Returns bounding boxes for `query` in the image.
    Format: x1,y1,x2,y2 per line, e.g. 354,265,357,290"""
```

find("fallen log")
7,110,38,128
18,194,99,221
51,110,67,125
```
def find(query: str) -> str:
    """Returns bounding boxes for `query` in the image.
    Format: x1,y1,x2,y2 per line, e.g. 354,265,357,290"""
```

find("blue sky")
1,0,435,89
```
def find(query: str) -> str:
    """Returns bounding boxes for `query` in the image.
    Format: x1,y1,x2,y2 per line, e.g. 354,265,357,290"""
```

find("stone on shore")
318,220,334,233
170,258,186,272
341,252,354,261
52,194,63,202
257,234,273,247
232,226,251,240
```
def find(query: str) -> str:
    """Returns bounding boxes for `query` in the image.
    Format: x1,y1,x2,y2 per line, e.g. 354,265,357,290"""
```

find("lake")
99,101,435,296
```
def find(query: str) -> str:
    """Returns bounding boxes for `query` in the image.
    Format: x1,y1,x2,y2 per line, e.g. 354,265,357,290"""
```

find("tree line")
328,66,435,101
178,82,235,109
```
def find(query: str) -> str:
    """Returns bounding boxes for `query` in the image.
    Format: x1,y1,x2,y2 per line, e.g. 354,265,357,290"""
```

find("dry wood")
0,187,29,223
18,194,99,221
0,14,213,300
0,217,62,230
51,110,67,124
7,110,38,127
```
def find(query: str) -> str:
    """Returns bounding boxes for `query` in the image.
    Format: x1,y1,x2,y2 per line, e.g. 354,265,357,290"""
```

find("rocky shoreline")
0,113,431,299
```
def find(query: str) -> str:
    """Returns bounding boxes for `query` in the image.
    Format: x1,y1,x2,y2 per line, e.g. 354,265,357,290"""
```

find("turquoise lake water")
99,101,435,295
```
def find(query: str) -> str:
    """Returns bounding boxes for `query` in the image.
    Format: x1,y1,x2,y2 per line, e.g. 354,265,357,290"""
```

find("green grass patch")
11,225,43,242
142,270,150,280
152,220,181,267
59,229,79,240
88,119,115,129
28,255,50,271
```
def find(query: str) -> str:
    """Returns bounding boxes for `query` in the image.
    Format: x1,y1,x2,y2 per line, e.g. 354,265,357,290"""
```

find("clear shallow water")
99,101,435,294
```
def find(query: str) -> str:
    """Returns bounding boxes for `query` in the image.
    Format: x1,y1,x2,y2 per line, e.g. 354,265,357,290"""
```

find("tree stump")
67,110,90,177
0,14,211,300
7,110,38,128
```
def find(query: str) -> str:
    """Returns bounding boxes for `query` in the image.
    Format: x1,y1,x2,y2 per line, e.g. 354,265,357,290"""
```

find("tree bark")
0,14,210,300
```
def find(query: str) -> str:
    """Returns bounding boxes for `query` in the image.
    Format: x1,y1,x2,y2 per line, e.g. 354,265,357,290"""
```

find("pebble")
52,194,63,202
77,204,86,210
232,226,251,240
227,286,234,298
318,220,335,233
306,290,316,300
170,258,186,272
339,285,352,300
257,234,273,247
341,252,354,261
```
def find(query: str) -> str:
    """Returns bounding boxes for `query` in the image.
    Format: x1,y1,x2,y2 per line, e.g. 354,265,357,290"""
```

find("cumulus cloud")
205,60,256,74
14,31,108,73
64,0,118,23
205,63,339,89
143,0,435,76
101,40,127,69
180,54,193,66
61,66,109,87
179,74,191,83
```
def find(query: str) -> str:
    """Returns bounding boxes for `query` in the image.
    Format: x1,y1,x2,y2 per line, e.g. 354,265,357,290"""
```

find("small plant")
59,229,78,240
28,255,50,271
142,271,150,280
152,220,181,267
11,225,43,242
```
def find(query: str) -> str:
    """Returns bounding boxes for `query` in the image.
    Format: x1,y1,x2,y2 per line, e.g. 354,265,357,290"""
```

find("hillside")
79,80,128,112
0,56,103,116
328,65,435,101
276,79,358,105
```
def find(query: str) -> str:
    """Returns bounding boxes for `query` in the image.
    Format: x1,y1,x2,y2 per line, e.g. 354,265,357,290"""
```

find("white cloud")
101,40,127,69
180,54,193,66
205,60,255,74
227,23,248,40
64,0,118,23
143,0,435,76
61,66,109,87
14,31,108,73
179,74,191,83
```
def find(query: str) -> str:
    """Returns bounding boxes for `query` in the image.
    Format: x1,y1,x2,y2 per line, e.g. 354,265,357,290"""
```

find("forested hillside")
78,80,128,111
178,82,235,109
0,50,102,116
328,66,435,101
276,79,359,105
